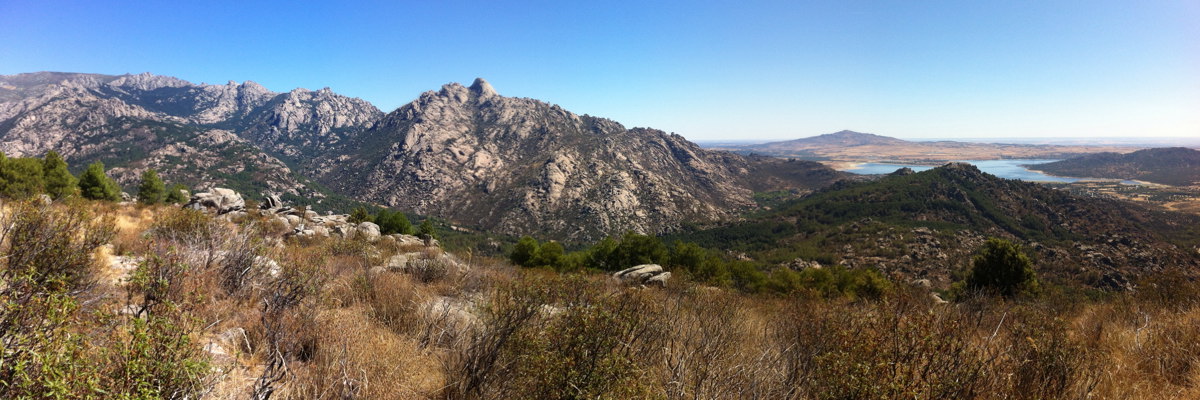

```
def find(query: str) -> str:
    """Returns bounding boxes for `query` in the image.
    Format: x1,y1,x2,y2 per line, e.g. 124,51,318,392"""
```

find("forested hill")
1030,147,1200,186
672,163,1200,289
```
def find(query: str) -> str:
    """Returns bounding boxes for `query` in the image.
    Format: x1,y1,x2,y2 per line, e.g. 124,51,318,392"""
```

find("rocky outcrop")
185,188,245,214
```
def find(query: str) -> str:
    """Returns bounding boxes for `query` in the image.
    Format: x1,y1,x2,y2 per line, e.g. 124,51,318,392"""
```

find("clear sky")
2,0,1197,141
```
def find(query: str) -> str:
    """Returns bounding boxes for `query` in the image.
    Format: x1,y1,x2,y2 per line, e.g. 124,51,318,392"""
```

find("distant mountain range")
715,130,1140,165
1029,147,1200,186
0,72,844,240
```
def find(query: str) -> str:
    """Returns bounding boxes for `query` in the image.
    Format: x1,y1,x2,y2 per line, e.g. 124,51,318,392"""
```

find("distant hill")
1030,147,1200,186
672,163,1200,289
762,130,910,147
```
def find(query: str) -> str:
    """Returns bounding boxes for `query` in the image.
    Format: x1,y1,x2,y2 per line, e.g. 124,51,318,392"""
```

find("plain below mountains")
1029,147,1200,186
716,130,1140,165
0,72,845,240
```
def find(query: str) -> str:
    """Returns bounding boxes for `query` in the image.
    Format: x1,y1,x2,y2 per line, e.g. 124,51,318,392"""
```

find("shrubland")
3,196,1200,399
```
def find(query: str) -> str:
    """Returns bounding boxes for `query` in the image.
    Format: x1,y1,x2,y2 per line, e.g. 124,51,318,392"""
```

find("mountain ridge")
0,71,846,239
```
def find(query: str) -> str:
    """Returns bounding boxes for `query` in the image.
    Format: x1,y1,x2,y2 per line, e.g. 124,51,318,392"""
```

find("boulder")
613,264,670,287
284,214,302,227
356,222,381,242
184,188,245,215
646,271,672,288
261,193,283,210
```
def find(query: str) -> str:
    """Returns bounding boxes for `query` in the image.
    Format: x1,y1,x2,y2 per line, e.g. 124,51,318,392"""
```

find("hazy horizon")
3,1,1197,141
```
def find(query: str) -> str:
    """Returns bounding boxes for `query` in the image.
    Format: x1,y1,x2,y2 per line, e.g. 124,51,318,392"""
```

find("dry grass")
10,200,1200,399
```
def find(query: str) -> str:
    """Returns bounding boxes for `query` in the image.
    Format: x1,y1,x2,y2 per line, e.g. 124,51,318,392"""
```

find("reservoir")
843,159,1139,184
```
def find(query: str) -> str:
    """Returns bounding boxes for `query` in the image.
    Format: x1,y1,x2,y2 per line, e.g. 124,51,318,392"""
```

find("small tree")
136,169,165,204
164,183,189,204
965,238,1038,297
78,161,121,201
511,236,540,267
417,219,436,240
349,207,371,224
42,151,77,199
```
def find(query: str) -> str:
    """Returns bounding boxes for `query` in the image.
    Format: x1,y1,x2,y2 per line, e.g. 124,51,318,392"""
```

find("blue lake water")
843,159,1138,184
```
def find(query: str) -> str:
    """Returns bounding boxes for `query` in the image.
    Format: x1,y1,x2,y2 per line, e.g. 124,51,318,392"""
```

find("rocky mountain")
316,78,845,240
0,71,382,204
674,163,1200,289
1029,147,1200,186
1,72,845,239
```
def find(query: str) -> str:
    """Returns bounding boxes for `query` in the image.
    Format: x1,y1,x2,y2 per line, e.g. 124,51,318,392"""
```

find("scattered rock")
613,264,670,287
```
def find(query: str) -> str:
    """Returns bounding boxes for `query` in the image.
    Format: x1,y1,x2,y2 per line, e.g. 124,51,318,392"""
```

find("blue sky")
2,1,1197,141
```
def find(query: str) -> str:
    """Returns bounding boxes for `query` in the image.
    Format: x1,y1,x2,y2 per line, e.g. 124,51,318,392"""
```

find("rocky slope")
0,71,382,203
318,78,844,240
1030,147,1200,186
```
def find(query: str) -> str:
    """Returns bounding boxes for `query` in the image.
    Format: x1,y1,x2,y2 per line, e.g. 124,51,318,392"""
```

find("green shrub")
164,183,189,204
965,238,1039,297
375,209,413,235
349,206,371,224
510,236,540,267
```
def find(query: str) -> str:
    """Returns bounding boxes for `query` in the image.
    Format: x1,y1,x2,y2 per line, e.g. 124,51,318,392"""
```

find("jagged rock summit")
316,78,845,240
469,77,498,98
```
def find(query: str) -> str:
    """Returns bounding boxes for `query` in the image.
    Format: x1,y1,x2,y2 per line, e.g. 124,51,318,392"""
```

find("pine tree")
0,154,46,199
165,183,189,204
417,219,436,240
42,151,77,199
136,169,166,204
77,161,121,201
